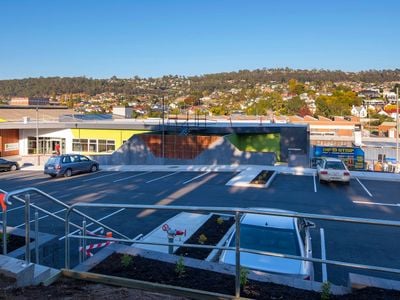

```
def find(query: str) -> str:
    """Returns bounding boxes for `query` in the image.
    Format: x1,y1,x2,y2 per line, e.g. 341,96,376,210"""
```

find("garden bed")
250,170,274,185
174,214,235,259
0,234,27,254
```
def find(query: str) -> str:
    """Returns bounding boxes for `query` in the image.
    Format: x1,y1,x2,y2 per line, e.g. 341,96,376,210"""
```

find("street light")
36,106,39,165
159,87,167,163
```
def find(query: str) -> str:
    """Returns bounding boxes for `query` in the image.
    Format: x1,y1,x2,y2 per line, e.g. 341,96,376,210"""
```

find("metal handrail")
65,203,400,298
4,188,130,240
0,187,130,259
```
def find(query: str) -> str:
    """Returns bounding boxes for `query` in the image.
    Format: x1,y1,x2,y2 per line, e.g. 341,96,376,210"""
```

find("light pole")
36,106,40,165
162,94,165,162
396,87,399,165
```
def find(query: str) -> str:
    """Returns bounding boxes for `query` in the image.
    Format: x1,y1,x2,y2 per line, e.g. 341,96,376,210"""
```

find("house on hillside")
351,105,367,118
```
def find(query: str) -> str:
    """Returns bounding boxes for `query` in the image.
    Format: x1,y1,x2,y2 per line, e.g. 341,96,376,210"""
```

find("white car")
317,157,350,184
219,209,315,280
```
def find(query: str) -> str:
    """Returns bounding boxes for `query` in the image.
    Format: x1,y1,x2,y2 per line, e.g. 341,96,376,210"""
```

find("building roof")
0,106,74,122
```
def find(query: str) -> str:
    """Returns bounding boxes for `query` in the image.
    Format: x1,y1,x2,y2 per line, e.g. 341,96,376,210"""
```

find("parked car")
0,158,19,172
317,157,350,184
44,154,99,177
219,209,315,280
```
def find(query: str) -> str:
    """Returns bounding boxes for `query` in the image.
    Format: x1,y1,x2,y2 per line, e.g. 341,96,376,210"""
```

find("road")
1,169,399,285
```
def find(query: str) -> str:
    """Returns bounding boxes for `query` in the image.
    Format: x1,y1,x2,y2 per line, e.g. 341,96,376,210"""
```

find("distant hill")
1,68,400,97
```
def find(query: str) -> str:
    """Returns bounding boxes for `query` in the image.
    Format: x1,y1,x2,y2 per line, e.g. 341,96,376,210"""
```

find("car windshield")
325,161,345,170
229,224,300,256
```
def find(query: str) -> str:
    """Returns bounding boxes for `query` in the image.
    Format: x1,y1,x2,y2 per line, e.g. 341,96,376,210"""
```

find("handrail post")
2,210,7,255
234,211,241,298
35,209,39,264
24,193,31,264
65,210,70,269
82,220,87,260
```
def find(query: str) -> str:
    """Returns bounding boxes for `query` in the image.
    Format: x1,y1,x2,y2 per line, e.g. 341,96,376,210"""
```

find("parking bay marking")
83,172,120,182
146,171,181,184
113,171,152,183
353,200,400,207
313,173,317,193
355,177,373,197
182,172,211,185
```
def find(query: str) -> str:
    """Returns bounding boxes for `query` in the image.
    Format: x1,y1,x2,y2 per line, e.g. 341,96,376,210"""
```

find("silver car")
317,157,350,184
219,209,315,280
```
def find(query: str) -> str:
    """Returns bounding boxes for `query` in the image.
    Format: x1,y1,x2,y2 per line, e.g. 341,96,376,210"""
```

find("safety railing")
0,187,130,265
65,203,400,299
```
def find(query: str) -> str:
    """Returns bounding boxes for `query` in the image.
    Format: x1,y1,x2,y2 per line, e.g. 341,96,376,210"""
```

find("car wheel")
10,164,17,171
64,169,72,177
319,178,325,184
91,165,98,172
50,174,57,178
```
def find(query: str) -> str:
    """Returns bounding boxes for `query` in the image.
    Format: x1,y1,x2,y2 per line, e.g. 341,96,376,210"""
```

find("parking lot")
1,168,400,285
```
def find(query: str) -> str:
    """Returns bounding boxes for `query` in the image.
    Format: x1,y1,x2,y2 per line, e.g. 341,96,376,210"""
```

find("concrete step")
0,255,34,287
43,268,62,286
33,264,51,285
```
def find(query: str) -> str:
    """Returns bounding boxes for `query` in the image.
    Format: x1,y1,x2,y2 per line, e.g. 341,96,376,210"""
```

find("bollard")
24,193,31,264
168,234,174,254
35,209,39,264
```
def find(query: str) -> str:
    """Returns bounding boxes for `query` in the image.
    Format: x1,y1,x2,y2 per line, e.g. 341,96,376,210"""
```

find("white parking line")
353,200,400,207
113,171,151,183
355,177,373,197
320,228,328,282
313,173,317,193
182,172,210,185
83,172,118,182
146,171,180,184
15,208,66,228
59,208,126,241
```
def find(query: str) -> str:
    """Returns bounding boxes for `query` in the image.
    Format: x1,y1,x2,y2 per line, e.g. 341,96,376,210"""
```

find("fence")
65,204,400,298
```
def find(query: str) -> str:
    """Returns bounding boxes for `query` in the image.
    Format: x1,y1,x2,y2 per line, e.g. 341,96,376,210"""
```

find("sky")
0,0,399,79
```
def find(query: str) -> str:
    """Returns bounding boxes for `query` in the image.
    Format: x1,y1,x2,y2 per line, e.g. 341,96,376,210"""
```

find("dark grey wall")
90,124,309,167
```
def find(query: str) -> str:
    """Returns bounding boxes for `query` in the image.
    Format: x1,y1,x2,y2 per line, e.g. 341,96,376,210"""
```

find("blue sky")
0,0,399,79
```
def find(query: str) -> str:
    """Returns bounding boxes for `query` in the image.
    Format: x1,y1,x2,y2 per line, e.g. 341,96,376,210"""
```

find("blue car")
44,154,99,178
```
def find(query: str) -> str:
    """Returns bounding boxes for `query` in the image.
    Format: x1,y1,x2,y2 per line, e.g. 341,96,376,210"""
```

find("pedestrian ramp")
133,212,209,253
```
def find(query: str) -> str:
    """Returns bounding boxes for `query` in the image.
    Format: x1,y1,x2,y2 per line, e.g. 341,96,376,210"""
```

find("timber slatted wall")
141,135,219,159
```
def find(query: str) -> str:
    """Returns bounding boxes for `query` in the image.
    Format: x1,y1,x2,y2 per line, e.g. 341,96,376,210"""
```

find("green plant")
198,234,207,245
216,217,224,225
240,267,249,287
0,232,9,245
175,256,185,278
120,254,133,268
321,281,331,300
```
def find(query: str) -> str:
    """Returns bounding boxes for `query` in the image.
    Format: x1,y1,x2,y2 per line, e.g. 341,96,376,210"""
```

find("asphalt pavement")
0,166,400,285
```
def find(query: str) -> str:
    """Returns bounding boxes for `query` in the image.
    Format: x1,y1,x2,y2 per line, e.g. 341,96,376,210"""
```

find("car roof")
242,210,296,230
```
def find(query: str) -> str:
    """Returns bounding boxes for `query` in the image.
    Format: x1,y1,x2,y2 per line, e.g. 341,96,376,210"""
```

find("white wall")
19,128,74,155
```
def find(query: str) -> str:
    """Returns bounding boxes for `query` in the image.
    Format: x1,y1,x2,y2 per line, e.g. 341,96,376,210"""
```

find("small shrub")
198,234,207,244
216,217,224,225
175,256,185,278
0,232,10,245
321,281,331,300
120,254,133,268
240,267,249,287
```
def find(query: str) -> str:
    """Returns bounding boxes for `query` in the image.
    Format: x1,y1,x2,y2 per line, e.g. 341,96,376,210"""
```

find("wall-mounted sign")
4,143,19,151
313,146,365,170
